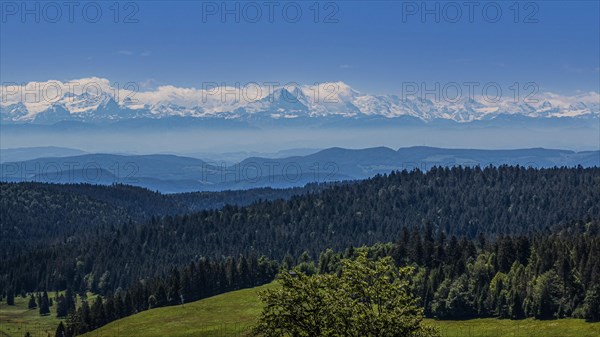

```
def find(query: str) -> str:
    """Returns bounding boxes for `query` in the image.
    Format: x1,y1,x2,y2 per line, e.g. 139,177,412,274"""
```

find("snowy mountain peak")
1,78,598,124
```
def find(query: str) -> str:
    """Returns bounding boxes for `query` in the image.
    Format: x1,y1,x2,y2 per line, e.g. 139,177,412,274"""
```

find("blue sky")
1,0,599,94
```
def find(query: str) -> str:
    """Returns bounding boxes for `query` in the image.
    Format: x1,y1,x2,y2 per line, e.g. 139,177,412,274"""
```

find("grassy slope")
82,284,275,337
429,319,600,337
80,283,600,337
0,292,99,337
0,294,61,337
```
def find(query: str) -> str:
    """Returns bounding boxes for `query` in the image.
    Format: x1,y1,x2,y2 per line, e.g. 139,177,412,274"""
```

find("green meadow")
3,284,598,337
1,293,61,337
1,292,99,337
79,284,599,337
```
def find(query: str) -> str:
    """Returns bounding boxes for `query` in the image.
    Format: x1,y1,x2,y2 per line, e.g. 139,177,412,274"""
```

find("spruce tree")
584,285,600,322
28,294,37,309
39,291,51,316
56,295,68,317
6,288,15,305
55,322,66,337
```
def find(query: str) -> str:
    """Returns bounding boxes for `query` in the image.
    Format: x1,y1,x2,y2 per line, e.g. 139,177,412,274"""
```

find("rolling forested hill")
2,166,600,336
0,181,328,246
2,166,598,294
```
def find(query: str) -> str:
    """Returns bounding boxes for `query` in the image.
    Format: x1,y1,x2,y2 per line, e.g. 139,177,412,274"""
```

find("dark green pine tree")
168,269,181,305
123,292,134,316
237,256,251,288
39,291,51,316
55,321,66,337
28,294,37,309
155,285,168,307
510,291,525,319
65,289,76,314
79,300,92,333
90,296,106,329
534,271,562,320
113,294,126,318
6,288,15,305
56,295,68,317
282,254,295,270
584,284,600,322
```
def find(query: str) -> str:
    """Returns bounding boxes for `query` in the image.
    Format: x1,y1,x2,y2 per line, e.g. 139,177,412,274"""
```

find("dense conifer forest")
1,166,599,336
0,182,327,246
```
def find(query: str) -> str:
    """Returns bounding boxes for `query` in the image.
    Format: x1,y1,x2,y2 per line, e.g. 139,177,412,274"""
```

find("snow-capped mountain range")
1,77,599,124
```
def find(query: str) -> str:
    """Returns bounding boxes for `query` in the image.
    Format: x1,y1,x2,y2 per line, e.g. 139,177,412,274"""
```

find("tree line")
50,223,599,336
0,166,598,336
51,253,278,336
3,166,598,296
